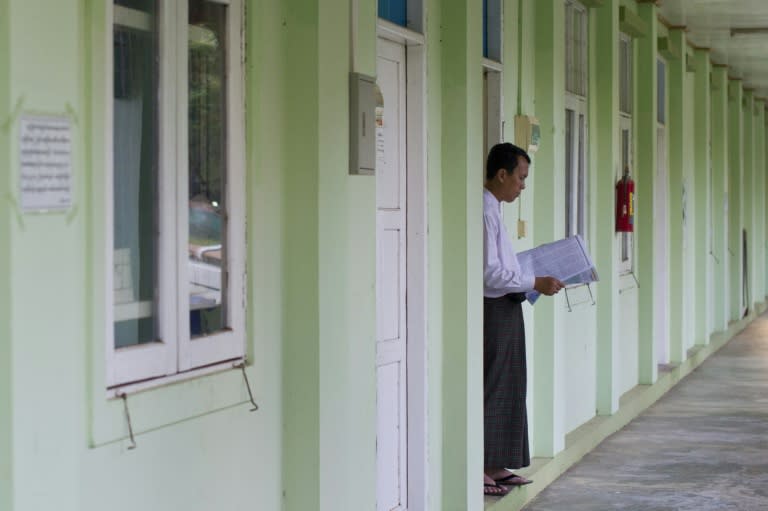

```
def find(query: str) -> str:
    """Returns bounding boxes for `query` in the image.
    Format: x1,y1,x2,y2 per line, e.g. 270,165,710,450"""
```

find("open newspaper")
517,235,599,305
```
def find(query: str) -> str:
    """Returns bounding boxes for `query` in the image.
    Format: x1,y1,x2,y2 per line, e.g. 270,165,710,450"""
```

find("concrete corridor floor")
523,313,768,511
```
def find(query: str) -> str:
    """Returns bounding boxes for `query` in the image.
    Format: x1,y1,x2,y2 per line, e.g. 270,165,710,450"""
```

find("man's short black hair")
486,143,531,181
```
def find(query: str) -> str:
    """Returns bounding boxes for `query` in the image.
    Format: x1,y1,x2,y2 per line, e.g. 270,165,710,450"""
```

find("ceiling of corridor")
658,0,768,100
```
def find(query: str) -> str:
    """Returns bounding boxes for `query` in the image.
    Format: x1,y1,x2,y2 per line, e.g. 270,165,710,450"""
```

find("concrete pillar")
743,91,755,312
666,28,686,363
693,49,712,345
754,98,768,303
0,0,11,506
280,1,321,509
728,79,744,322
710,65,729,331
593,0,622,415
531,0,566,457
317,0,378,510
635,2,658,384
439,0,484,507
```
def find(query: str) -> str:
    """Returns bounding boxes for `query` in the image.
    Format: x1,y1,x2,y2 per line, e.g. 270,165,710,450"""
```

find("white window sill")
107,357,245,399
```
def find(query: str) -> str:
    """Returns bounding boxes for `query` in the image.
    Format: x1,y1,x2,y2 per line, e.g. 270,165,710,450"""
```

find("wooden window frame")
106,0,246,390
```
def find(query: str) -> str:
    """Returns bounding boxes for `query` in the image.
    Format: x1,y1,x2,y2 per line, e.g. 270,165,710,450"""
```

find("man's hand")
534,276,565,296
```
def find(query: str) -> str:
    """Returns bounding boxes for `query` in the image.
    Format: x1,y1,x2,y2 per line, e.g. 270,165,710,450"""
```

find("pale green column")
439,0,484,508
710,66,729,331
728,79,744,322
756,101,767,302
531,0,566,457
593,0,621,415
280,1,321,509
743,91,755,311
0,0,11,505
666,28,686,363
3,1,86,508
317,0,377,510
425,0,446,508
693,50,712,344
635,2,658,384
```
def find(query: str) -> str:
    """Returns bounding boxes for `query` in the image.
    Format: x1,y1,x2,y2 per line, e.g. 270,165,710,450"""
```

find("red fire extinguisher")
616,170,635,232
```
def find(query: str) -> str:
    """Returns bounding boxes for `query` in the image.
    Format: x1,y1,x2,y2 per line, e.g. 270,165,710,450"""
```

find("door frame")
376,22,428,511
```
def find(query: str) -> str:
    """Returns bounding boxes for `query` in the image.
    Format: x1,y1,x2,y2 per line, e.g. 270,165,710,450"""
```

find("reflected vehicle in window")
188,196,224,336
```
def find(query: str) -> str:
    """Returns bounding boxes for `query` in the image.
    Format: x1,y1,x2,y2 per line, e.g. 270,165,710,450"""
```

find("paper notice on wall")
19,115,73,212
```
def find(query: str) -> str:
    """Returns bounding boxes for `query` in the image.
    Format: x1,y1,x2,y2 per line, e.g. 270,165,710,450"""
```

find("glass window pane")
188,0,228,337
658,59,666,124
379,0,407,26
577,113,586,238
113,1,160,349
565,109,575,237
619,38,632,115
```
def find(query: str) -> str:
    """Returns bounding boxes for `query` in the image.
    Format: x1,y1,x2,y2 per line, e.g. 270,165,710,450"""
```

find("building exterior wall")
1,1,767,511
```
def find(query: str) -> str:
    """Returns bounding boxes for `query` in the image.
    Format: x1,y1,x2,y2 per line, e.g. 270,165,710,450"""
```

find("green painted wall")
425,0,446,507
693,50,712,345
681,54,697,355
728,79,744,322
667,28,685,363
711,66,729,332
635,2,658,384
439,0,484,507
757,102,766,302
4,1,85,509
3,2,768,511
0,0,12,507
744,92,756,312
531,0,567,457
318,0,377,509
509,0,540,450
593,0,622,415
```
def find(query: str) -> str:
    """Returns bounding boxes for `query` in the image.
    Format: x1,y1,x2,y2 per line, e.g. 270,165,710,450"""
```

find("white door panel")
376,37,408,511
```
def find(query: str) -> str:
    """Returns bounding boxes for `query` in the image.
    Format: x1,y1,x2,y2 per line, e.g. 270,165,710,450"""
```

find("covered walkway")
522,312,768,511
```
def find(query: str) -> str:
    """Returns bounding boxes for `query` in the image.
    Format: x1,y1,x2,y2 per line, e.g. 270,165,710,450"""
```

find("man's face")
500,157,529,203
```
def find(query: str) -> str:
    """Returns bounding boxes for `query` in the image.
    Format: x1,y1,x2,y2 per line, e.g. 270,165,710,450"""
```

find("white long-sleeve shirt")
483,188,536,298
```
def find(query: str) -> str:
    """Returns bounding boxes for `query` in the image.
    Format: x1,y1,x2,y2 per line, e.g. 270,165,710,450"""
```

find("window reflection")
188,0,228,337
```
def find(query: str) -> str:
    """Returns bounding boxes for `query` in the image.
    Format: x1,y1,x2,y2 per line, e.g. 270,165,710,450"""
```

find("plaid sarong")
484,294,530,468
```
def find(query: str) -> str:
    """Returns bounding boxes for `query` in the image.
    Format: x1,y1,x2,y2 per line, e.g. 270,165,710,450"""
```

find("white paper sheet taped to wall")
517,235,599,305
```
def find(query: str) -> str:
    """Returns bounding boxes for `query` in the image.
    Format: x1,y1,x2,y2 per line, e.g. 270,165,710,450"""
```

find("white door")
655,125,669,365
376,38,408,511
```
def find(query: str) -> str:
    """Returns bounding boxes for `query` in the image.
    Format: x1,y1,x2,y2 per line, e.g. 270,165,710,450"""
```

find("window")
483,0,502,62
378,0,406,26
565,106,587,238
564,0,588,239
108,0,246,388
619,35,632,116
657,58,666,124
483,69,503,156
565,0,588,97
619,33,633,274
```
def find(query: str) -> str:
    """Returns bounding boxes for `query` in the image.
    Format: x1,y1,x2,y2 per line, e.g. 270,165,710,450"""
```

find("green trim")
658,37,681,60
619,5,647,38
580,0,605,7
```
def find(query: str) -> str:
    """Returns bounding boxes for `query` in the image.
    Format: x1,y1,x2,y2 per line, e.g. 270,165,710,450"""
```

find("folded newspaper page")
517,235,599,305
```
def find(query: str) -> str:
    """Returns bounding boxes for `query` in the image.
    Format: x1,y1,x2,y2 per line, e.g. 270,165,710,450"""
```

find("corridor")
523,312,768,511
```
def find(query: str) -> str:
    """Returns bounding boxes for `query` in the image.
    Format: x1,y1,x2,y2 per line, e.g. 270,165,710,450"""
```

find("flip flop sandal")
495,473,533,486
484,482,510,496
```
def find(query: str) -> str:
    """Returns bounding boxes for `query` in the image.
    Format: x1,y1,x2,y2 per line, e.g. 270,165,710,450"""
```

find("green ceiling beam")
619,5,647,38
658,36,681,60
